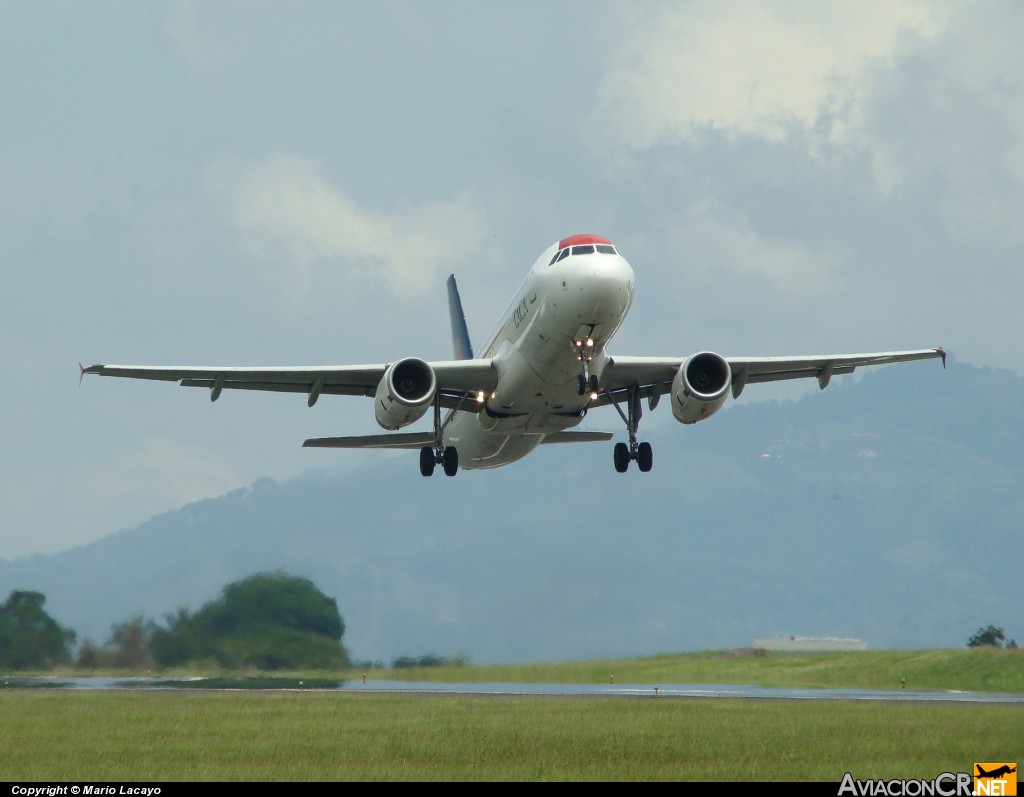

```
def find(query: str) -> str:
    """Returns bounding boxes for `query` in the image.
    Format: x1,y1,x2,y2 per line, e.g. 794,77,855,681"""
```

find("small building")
751,635,867,652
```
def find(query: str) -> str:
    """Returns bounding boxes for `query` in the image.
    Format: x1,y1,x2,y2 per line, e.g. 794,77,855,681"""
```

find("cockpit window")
548,242,618,265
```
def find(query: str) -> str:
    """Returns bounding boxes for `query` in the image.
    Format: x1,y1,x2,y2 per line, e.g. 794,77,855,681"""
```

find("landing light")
590,391,599,400
476,391,485,403
585,338,594,347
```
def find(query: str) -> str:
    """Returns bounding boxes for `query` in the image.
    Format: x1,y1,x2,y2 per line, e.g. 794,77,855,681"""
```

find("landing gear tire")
637,441,653,472
419,446,435,477
577,374,600,396
442,446,459,477
613,442,630,473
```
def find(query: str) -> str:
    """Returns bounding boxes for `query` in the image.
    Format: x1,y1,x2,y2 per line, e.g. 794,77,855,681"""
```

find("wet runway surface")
344,680,1024,703
9,676,1024,703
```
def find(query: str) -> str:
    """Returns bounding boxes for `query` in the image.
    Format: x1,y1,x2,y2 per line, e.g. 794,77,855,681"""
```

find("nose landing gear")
576,372,600,396
572,336,599,396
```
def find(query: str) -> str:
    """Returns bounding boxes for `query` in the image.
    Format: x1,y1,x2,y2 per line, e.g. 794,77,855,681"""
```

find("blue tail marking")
446,274,474,360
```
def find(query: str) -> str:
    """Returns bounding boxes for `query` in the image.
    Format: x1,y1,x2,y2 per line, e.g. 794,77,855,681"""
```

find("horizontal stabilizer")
540,431,614,444
303,432,434,449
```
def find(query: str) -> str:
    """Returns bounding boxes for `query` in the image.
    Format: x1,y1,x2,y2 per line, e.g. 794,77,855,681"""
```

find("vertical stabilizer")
446,274,474,360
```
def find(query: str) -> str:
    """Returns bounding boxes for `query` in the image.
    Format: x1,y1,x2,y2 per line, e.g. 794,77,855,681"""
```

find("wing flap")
83,363,388,385
303,433,435,449
600,348,945,401
83,359,497,400
602,356,680,388
729,348,946,377
540,431,614,444
180,379,375,397
744,364,856,384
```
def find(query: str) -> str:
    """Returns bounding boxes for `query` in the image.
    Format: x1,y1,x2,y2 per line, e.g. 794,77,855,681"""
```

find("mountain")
2,359,1020,664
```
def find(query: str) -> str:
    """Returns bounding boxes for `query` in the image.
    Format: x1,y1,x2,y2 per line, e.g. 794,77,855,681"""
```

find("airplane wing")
595,347,946,407
80,360,497,410
540,431,614,444
303,430,614,448
303,432,435,449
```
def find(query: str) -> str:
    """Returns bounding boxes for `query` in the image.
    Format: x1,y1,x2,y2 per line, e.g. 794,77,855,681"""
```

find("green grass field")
348,647,1024,693
1,691,1021,781
3,648,1021,781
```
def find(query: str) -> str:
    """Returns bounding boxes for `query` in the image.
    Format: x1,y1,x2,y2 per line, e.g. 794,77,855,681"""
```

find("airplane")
976,766,1016,779
82,233,946,477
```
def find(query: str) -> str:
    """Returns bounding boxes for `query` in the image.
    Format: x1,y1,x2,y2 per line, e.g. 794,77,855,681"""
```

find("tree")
106,616,156,669
77,616,156,670
967,625,1009,648
391,653,470,669
150,572,349,670
0,590,76,669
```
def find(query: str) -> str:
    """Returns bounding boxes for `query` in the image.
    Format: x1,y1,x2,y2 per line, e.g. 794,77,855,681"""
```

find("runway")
11,676,1024,703
343,680,1024,703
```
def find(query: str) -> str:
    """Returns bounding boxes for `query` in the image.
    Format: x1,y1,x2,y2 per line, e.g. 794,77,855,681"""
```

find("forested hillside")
2,360,1020,664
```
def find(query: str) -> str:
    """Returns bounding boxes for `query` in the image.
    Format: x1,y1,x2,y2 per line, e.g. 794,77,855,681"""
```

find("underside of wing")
727,348,946,391
594,347,945,407
593,356,680,408
540,431,614,444
303,430,613,449
82,359,497,409
303,432,435,449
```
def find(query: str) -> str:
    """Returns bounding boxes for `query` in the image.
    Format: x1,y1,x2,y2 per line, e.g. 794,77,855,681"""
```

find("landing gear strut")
419,394,459,477
608,386,653,473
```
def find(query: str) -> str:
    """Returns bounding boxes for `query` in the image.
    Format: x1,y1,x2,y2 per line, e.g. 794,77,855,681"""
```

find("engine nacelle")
671,351,732,424
374,357,437,430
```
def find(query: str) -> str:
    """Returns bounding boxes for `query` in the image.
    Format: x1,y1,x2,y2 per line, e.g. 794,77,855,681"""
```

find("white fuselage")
443,239,635,468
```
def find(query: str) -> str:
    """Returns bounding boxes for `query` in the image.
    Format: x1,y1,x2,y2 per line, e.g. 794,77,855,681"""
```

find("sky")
2,0,1022,560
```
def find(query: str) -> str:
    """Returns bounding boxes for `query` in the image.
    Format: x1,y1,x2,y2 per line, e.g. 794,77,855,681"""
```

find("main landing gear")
608,386,653,473
419,444,458,477
420,393,459,477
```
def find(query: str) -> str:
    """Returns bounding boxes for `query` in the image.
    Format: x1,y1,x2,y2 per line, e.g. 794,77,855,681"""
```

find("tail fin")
446,274,474,360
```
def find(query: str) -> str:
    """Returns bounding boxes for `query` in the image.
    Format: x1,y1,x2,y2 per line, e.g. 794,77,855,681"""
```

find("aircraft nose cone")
588,253,635,307
553,252,635,335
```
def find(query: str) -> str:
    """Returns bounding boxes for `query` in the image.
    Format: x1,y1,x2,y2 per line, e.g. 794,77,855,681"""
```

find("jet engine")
374,357,437,430
671,351,732,424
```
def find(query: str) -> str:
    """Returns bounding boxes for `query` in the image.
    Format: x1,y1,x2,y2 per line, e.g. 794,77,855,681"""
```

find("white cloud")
851,5,1024,244
596,1,952,149
217,154,487,299
676,201,843,297
597,2,1024,246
